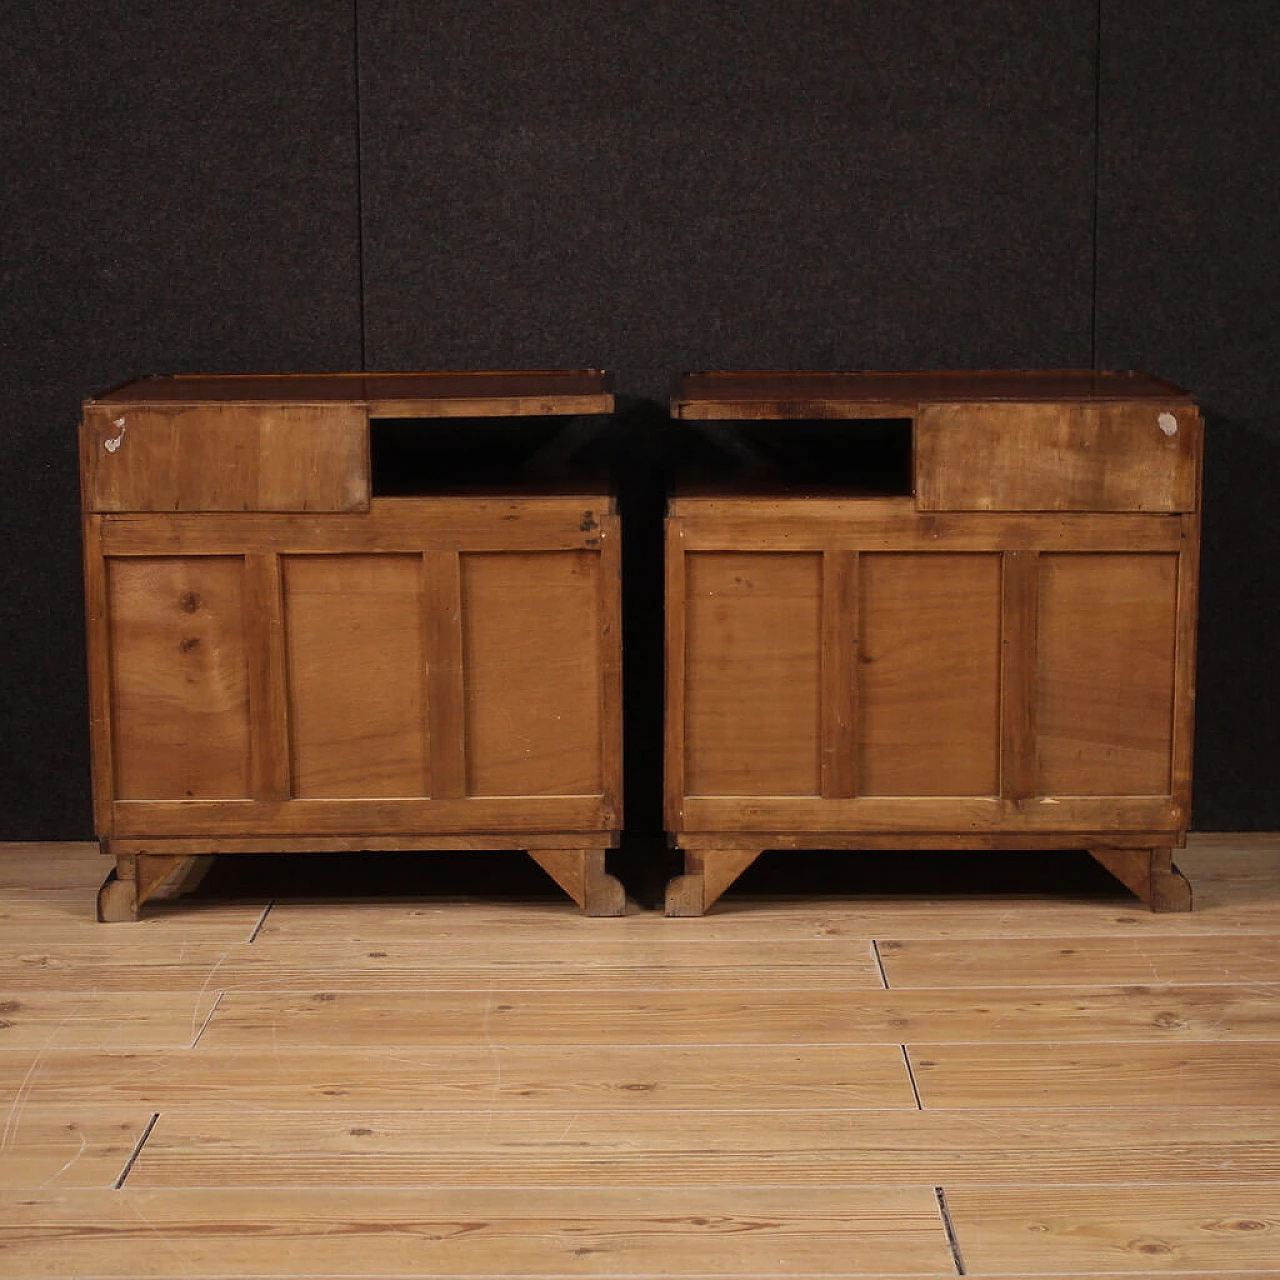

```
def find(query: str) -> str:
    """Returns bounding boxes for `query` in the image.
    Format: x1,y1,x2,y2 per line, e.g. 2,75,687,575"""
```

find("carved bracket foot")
1089,846,1193,912
528,848,626,916
665,848,763,916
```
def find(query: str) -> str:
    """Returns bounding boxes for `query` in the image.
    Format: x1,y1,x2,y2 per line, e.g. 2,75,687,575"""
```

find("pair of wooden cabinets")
81,370,1201,919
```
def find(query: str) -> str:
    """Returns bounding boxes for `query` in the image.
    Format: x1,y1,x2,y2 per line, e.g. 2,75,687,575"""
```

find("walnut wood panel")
674,369,1191,418
460,551,603,797
683,552,823,797
916,401,1201,512
90,369,612,416
282,555,427,799
1037,553,1180,796
857,552,1001,796
82,404,368,513
105,556,251,801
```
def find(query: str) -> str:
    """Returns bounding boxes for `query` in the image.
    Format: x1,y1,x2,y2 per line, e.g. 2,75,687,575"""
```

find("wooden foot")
528,849,626,916
97,866,139,922
665,848,763,916
1089,846,1193,912
98,852,211,922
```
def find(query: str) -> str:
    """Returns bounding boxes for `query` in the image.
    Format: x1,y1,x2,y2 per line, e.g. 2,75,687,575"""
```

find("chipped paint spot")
104,419,127,453
1158,412,1178,436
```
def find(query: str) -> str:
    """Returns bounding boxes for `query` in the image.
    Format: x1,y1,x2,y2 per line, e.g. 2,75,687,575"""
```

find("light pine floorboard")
0,833,1277,1279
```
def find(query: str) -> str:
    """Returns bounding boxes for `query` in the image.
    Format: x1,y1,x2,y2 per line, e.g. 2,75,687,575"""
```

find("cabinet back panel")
858,553,1002,796
684,552,823,797
107,556,251,800
460,552,602,797
1037,553,1178,795
282,555,427,799
916,403,1199,512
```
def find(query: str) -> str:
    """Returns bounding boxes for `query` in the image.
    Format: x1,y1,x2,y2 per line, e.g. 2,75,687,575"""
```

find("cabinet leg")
97,864,139,922
665,848,763,916
1089,846,1193,912
97,851,211,922
528,849,626,916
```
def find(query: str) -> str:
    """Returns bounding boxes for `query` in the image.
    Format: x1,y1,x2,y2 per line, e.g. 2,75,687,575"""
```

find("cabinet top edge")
85,370,614,414
674,370,1195,417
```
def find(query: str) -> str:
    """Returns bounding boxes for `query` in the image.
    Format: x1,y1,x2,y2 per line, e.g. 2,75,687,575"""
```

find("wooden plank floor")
1,835,1277,1278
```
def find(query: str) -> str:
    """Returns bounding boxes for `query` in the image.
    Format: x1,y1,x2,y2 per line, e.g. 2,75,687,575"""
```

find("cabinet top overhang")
86,370,613,419
674,370,1194,419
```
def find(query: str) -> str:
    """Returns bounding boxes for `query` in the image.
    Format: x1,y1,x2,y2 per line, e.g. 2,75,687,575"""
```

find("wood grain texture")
82,403,368,513
858,552,1002,796
0,1109,153,1190
909,1043,1280,1109
460,551,603,797
197,984,1280,1048
1037,553,1179,796
947,1185,1280,1273
282,554,427,798
915,401,1200,512
105,556,251,801
683,551,823,796
129,1106,1280,1188
0,1187,953,1276
0,1044,916,1111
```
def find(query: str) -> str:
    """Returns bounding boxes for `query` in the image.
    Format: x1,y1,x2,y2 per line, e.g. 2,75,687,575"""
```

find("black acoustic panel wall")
359,1,1098,396
0,3,361,837
1096,1,1280,828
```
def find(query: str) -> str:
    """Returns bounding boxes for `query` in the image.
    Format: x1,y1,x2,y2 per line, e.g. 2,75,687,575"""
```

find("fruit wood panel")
0,1044,916,1111
682,551,823,796
281,554,427,799
461,551,603,797
0,1109,155,1190
908,1043,1280,1109
915,401,1201,512
945,1185,1280,1274
678,794,1182,832
96,497,613,555
878,935,1280,987
197,985,1280,1048
668,501,1191,553
858,552,1002,796
107,795,614,837
1037,552,1180,796
105,556,251,801
0,1187,953,1277
127,1107,1279,1188
81,404,369,513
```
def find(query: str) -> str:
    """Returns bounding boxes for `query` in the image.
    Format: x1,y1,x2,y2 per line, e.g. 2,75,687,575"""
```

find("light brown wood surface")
2,835,1278,1278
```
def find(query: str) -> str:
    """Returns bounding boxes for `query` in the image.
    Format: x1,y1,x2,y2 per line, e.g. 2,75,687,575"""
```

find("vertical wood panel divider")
663,521,688,828
597,517,624,818
821,550,860,798
83,516,116,832
247,552,291,801
1171,516,1200,811
422,550,468,799
1000,549,1040,804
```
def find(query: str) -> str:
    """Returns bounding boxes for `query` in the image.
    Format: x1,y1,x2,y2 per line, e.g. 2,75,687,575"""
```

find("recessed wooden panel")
283,555,426,799
684,552,822,796
858,553,1001,796
82,404,368,513
916,402,1200,511
1037,553,1178,795
106,556,250,801
460,551,601,797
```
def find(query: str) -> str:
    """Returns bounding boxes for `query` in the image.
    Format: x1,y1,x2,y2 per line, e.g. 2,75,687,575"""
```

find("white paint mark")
1158,412,1178,437
104,419,127,453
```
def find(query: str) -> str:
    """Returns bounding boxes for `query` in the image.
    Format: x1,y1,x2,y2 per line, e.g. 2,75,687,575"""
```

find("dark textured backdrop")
2,1,1276,839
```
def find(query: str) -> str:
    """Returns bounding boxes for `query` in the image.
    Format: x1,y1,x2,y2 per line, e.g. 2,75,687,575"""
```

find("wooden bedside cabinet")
664,371,1201,915
81,371,625,919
